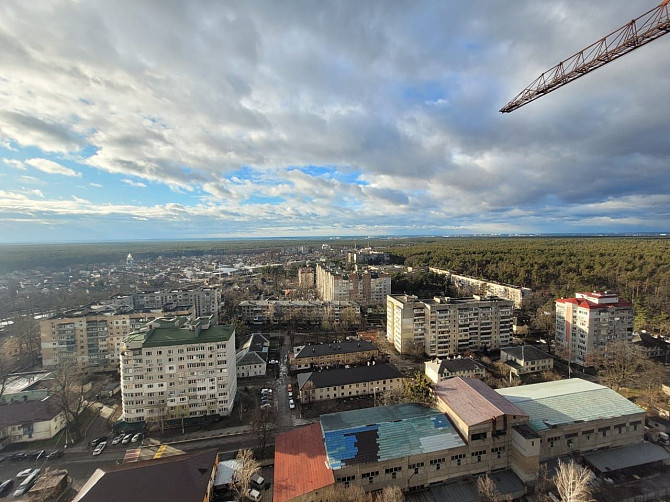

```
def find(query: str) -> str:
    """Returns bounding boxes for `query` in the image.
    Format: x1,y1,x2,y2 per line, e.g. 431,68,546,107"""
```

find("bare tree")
318,484,370,502
232,448,259,501
251,406,277,459
553,460,594,502
379,372,434,407
377,485,404,502
50,360,94,442
477,475,508,502
595,340,647,391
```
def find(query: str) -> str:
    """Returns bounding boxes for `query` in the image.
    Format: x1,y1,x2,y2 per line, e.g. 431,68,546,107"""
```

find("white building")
120,316,237,424
500,345,553,376
424,357,486,383
555,291,634,366
316,264,391,305
0,396,66,447
430,268,531,308
129,287,221,319
387,295,514,357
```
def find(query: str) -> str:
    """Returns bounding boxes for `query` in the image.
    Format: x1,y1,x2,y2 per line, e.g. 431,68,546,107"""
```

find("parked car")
111,435,124,445
0,479,14,496
288,399,295,410
288,391,293,398
27,450,45,461
8,452,27,462
250,472,265,488
90,436,107,448
92,442,107,456
46,450,63,460
13,469,39,498
131,433,143,443
16,469,33,480
260,403,271,409
246,488,263,501
121,434,133,444
260,388,272,395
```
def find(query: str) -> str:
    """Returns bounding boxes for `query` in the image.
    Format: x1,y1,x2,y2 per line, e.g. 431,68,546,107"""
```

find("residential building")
275,377,651,499
297,363,403,403
0,395,66,447
40,303,195,370
237,300,360,326
346,248,391,265
289,339,379,372
634,331,670,359
386,295,514,357
500,346,553,376
316,264,391,305
298,267,315,288
131,287,221,319
424,357,486,383
73,450,218,502
236,333,269,379
120,316,236,424
555,291,634,366
430,267,531,308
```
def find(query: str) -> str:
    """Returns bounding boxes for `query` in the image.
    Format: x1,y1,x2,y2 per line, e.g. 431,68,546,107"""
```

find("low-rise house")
236,333,269,379
425,357,486,383
290,340,379,372
500,345,553,376
634,331,670,359
297,363,403,403
0,395,66,447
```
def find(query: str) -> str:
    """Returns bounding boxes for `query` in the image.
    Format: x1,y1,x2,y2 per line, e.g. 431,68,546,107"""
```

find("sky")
0,1,669,243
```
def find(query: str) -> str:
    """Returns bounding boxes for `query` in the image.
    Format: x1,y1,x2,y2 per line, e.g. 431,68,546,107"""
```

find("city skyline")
1,1,669,243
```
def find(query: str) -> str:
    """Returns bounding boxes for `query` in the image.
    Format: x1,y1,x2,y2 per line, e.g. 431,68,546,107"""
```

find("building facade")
316,264,391,305
386,295,514,357
0,396,66,447
555,291,634,366
430,268,531,308
290,340,379,372
237,300,360,326
500,346,553,376
40,304,195,370
424,357,486,383
120,316,236,424
298,267,315,288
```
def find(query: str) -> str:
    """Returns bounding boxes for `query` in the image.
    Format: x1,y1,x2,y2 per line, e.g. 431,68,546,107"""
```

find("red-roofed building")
274,423,334,502
555,291,633,366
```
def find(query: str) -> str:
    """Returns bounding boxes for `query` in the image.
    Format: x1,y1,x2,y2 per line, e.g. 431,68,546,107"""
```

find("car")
111,435,124,445
16,469,33,480
92,442,107,456
13,469,39,498
268,359,278,364
121,434,133,444
260,403,271,409
27,450,45,461
0,479,14,496
90,436,108,448
287,384,292,392
246,487,263,501
8,452,27,462
250,472,265,488
131,433,143,443
288,399,295,410
288,391,293,398
46,450,63,460
260,388,272,395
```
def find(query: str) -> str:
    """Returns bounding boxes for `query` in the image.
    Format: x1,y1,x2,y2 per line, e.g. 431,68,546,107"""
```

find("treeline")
384,237,670,333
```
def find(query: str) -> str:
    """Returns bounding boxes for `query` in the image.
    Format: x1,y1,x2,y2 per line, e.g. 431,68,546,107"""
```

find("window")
598,426,610,438
491,446,505,458
471,450,486,462
409,462,424,474
630,420,641,431
471,432,487,441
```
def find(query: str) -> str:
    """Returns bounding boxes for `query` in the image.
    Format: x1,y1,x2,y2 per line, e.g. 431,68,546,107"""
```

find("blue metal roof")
320,403,465,470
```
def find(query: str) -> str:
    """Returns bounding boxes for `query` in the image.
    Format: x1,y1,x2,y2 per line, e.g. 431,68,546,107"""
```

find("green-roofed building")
120,316,237,424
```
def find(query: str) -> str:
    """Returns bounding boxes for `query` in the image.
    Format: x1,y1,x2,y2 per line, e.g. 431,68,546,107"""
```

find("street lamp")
373,387,379,407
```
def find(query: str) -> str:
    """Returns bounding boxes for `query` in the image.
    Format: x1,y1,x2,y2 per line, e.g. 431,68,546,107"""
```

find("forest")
383,237,670,334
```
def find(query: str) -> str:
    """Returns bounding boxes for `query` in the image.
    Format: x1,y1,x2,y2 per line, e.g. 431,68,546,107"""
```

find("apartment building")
555,291,634,366
290,339,379,372
40,303,195,370
107,286,221,319
120,316,236,424
274,377,649,501
386,294,514,357
237,300,360,326
298,267,315,288
316,264,391,305
297,363,403,403
430,268,531,308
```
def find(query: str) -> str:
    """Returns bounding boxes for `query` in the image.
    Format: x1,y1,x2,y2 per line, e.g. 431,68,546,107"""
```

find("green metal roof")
143,324,234,347
496,379,644,432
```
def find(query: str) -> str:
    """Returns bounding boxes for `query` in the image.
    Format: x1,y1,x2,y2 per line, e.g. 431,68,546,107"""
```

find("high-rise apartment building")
40,304,195,370
316,264,390,305
107,287,221,320
386,295,514,357
120,316,236,424
298,267,315,288
555,291,634,366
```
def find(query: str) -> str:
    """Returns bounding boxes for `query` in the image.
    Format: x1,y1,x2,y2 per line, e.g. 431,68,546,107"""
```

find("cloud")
2,158,26,170
121,178,147,188
25,158,81,177
89,182,103,187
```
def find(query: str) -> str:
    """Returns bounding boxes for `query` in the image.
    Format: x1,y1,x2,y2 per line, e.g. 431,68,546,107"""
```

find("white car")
288,399,295,410
92,441,107,456
247,488,263,501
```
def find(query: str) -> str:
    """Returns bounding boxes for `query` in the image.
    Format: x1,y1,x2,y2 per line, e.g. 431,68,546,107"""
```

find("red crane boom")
500,1,670,113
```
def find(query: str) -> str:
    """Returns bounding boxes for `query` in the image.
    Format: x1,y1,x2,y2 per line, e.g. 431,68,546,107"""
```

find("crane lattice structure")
500,1,670,113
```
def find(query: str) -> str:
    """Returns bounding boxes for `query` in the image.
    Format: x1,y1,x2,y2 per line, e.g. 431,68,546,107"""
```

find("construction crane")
500,0,670,113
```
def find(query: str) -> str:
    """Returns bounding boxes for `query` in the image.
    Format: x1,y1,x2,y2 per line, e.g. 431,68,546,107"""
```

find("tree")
594,340,647,391
251,406,277,459
379,371,434,406
318,484,370,502
378,486,404,502
553,460,594,502
477,475,507,502
51,360,96,442
232,449,260,501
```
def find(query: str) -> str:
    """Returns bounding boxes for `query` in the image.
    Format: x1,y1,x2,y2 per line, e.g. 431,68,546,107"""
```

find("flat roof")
434,377,527,427
497,379,645,432
274,423,334,502
584,442,670,473
321,403,465,470
126,319,234,348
